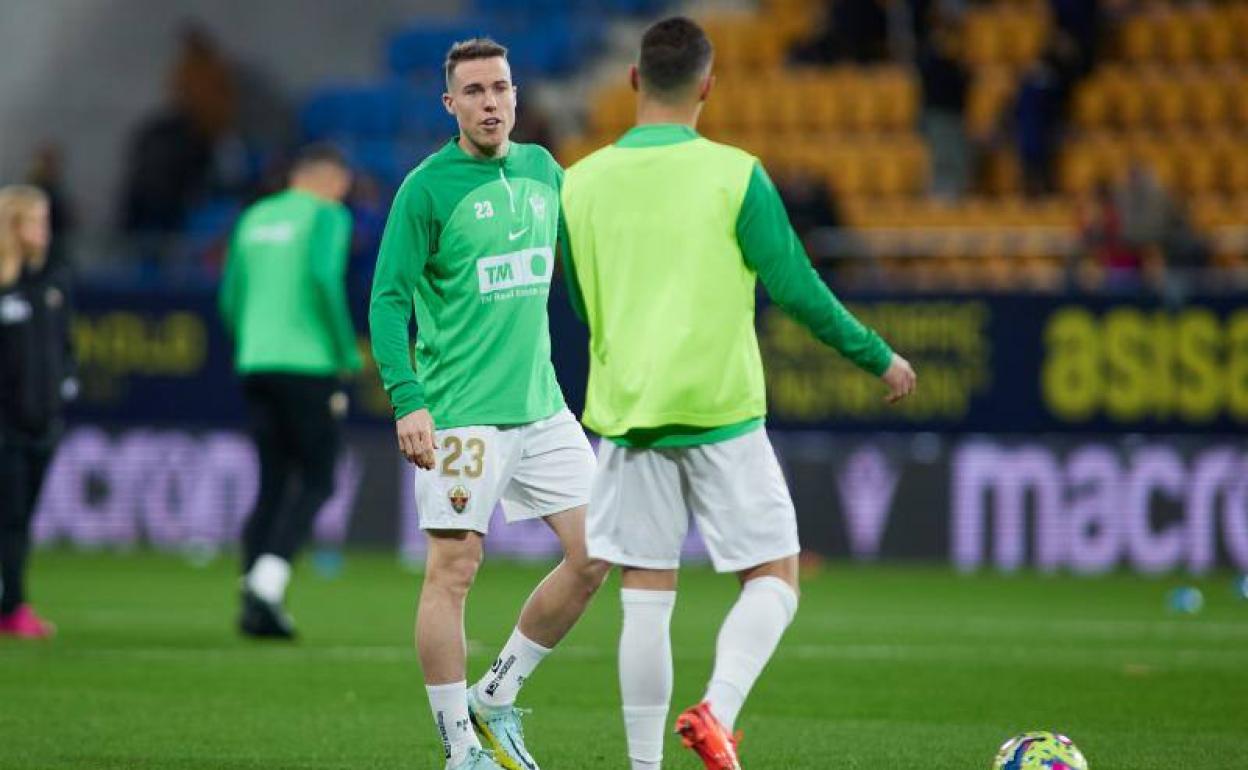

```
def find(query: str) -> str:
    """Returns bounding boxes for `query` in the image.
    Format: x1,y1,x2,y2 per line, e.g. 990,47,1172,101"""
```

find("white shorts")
416,409,595,533
586,425,800,573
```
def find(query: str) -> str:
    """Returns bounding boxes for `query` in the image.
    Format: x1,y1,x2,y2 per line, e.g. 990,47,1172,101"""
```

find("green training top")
219,188,362,376
561,124,893,447
369,139,566,428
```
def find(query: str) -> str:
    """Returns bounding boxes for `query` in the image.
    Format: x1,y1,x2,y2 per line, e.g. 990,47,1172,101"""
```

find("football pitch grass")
2,552,1246,769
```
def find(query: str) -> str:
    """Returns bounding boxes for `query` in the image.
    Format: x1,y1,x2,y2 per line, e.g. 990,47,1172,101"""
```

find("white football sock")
620,588,676,768
426,681,480,767
246,554,291,604
704,576,798,731
474,627,551,708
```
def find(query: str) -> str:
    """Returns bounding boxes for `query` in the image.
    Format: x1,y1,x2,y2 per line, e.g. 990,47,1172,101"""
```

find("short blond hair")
0,184,48,269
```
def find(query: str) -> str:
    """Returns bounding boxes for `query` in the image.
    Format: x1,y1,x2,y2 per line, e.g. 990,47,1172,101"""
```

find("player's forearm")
764,261,893,376
368,294,425,419
738,162,892,375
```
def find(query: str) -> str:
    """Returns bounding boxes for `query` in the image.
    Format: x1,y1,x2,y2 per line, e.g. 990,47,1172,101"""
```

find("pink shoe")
0,604,56,639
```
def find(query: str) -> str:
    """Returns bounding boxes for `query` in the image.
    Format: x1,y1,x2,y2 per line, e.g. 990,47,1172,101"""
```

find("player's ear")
442,92,454,116
698,73,715,103
629,65,640,93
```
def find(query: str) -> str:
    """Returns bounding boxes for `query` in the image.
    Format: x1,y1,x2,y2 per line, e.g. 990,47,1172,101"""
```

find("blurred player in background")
561,17,917,770
369,39,609,770
218,144,362,640
0,184,76,639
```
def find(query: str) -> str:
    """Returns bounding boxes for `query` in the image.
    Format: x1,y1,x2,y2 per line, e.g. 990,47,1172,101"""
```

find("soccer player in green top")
369,39,609,770
219,144,362,640
561,17,917,770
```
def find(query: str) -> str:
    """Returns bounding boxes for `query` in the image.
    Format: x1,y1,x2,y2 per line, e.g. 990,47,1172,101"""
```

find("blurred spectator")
1117,163,1208,286
23,145,74,240
1050,0,1102,76
172,23,238,142
790,0,892,65
1014,40,1077,197
917,11,970,199
120,23,240,235
1076,182,1146,291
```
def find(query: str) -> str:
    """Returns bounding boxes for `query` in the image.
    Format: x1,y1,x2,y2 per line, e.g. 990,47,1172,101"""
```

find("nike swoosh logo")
508,228,529,241
506,733,536,770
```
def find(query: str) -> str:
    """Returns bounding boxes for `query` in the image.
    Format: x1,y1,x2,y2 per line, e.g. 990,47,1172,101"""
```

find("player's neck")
458,134,510,160
635,100,700,130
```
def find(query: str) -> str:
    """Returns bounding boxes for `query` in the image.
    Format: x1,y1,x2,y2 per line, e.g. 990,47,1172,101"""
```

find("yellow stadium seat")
982,150,1022,196
1231,75,1248,129
963,14,996,68
589,84,633,137
1194,9,1235,64
1161,14,1197,65
845,76,882,133
878,70,919,131
736,83,772,132
1176,145,1220,196
1151,78,1187,131
967,69,1015,138
1111,75,1149,129
1231,6,1248,61
1072,79,1109,130
1120,15,1157,64
1059,146,1100,195
768,77,804,133
1005,12,1049,66
1226,146,1248,194
1191,78,1229,130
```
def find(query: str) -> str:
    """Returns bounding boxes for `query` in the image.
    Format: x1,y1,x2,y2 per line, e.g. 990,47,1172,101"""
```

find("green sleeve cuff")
390,381,426,420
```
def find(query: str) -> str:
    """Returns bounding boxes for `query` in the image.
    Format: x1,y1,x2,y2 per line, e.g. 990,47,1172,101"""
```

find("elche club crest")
448,484,471,514
528,194,545,219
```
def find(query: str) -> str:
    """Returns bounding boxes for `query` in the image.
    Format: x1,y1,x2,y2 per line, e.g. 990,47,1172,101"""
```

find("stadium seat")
1160,13,1197,65
1194,9,1235,64
1120,15,1157,64
1190,78,1230,130
1151,77,1187,130
1072,79,1108,130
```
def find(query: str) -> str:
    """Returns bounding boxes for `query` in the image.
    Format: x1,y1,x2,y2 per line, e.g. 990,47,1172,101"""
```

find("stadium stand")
557,0,1248,290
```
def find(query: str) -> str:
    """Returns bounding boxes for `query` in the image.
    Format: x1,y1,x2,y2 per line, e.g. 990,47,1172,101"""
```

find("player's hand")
880,353,917,404
396,409,437,469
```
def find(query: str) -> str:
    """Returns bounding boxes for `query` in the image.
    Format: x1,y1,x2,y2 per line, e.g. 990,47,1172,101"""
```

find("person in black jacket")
0,184,75,639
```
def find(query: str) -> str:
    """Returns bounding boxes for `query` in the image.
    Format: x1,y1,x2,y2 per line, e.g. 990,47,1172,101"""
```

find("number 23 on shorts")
440,436,485,478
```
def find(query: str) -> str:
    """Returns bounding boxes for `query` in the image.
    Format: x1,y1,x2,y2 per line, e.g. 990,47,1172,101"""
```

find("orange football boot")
674,702,742,770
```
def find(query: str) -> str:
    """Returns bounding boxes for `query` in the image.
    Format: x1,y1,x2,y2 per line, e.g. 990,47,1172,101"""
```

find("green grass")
2,552,1246,769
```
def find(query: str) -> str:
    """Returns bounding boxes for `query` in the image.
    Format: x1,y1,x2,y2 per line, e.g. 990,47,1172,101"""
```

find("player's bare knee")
574,557,612,593
426,533,484,596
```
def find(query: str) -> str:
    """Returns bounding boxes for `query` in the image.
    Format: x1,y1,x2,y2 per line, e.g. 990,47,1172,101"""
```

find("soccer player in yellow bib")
561,17,917,770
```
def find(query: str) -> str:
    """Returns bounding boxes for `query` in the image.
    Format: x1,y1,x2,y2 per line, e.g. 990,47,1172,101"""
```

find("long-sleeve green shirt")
368,139,566,426
219,189,361,376
561,124,893,446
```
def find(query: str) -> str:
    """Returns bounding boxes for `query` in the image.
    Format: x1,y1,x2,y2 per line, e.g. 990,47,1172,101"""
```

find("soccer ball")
992,731,1088,770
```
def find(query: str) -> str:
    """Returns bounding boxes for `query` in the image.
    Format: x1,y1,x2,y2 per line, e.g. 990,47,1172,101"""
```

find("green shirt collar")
615,124,699,148
442,136,511,165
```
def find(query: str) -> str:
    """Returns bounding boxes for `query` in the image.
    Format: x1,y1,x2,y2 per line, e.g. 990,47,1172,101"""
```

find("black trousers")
0,432,55,615
240,373,340,574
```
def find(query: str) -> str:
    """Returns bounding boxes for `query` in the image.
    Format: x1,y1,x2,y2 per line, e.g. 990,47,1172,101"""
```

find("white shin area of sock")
704,576,798,732
474,627,552,707
426,680,479,767
619,588,676,766
247,554,291,604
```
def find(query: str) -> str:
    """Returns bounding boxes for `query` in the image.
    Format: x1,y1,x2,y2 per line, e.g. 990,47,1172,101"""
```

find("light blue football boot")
466,686,541,770
447,746,507,770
